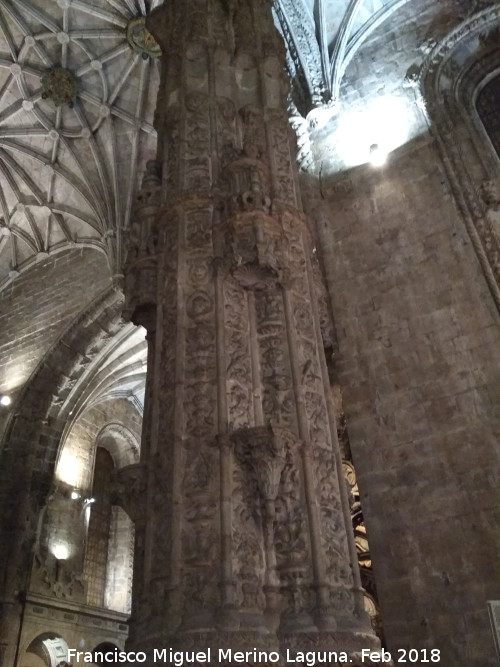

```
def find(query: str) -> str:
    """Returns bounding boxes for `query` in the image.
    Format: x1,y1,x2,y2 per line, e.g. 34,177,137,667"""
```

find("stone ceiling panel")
0,0,160,288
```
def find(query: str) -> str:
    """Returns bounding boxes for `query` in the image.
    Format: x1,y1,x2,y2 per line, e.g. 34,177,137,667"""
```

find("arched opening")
23,634,70,667
91,642,121,666
477,73,500,158
83,447,134,613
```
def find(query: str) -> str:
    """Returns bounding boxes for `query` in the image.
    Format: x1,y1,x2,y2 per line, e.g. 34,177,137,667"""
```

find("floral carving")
41,67,77,107
125,0,378,650
127,17,162,59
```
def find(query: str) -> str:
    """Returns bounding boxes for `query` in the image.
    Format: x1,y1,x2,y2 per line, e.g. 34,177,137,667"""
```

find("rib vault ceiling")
0,0,160,289
0,0,416,289
274,0,411,112
0,0,491,417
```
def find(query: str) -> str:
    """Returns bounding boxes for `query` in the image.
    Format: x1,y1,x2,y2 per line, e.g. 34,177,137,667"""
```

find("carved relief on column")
186,4,208,42
184,92,212,194
157,217,180,445
126,0,381,655
146,211,179,622
231,0,285,61
222,213,286,290
479,179,500,273
182,202,220,630
230,432,267,622
255,290,296,430
163,104,181,194
312,448,354,612
123,160,162,329
267,110,299,206
217,98,238,171
111,463,147,618
231,1,255,56
183,205,217,446
232,425,286,623
267,428,312,630
181,445,219,630
311,251,336,354
111,464,147,523
224,280,253,431
230,424,311,630
240,106,267,161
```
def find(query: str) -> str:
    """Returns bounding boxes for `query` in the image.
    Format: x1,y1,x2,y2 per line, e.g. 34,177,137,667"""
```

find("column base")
280,630,383,666
128,628,384,667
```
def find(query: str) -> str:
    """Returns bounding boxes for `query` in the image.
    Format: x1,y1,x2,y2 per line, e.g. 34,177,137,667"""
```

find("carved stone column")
123,0,379,661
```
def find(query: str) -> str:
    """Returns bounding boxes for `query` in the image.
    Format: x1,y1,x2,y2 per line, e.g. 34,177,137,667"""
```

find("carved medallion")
40,68,77,107
127,17,162,59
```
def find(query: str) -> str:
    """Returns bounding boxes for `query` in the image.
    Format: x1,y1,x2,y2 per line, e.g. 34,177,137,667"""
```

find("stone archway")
22,634,70,667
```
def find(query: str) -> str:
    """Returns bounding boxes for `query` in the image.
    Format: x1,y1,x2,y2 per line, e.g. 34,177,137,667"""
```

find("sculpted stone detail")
274,444,308,569
231,425,310,624
111,463,146,522
41,67,77,107
240,105,267,160
186,1,210,43
123,160,162,328
184,93,211,193
163,105,181,193
122,0,379,655
275,443,312,626
479,178,500,211
313,450,351,584
232,460,266,614
225,282,253,431
223,213,287,290
289,101,314,171
126,17,162,59
420,5,500,311
479,179,500,258
31,551,85,602
311,254,336,351
273,0,329,108
268,111,298,205
232,425,287,502
256,291,295,430
217,98,238,171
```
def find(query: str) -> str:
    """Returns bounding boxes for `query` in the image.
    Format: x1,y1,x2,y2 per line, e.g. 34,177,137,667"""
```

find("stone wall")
0,248,111,443
105,506,134,614
315,133,500,665
56,398,142,492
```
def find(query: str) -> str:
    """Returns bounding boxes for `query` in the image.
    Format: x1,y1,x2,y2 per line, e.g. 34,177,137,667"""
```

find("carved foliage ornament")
41,68,77,107
127,17,162,59
232,424,289,500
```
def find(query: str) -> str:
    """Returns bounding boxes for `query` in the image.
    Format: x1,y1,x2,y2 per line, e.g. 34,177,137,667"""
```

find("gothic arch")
420,3,500,314
21,633,70,667
0,287,125,662
96,422,140,468
55,399,141,493
91,642,121,666
82,448,135,614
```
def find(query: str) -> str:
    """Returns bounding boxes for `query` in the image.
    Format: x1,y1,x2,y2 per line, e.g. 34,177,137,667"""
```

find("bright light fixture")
333,94,410,169
52,543,69,560
70,490,81,500
369,143,388,167
0,395,12,406
56,449,84,488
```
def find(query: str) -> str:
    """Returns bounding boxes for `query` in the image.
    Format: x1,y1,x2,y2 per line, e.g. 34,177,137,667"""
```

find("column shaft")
123,0,380,660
